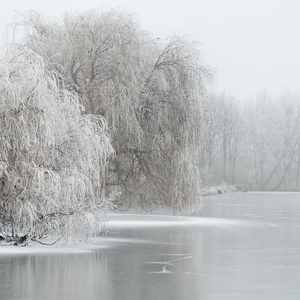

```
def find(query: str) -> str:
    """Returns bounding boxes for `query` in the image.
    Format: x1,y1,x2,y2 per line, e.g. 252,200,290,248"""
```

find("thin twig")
31,236,63,246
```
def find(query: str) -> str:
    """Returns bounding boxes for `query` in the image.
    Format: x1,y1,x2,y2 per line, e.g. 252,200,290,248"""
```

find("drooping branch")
0,48,114,244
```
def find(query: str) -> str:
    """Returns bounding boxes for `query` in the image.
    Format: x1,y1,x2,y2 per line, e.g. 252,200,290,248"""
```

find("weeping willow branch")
0,48,114,245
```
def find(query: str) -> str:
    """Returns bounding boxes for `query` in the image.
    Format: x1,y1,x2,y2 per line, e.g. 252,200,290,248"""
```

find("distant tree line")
200,90,300,191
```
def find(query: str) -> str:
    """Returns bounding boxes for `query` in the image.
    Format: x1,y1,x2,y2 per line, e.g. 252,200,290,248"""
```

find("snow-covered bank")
107,213,250,228
113,184,238,215
0,241,108,254
200,185,238,196
0,213,252,251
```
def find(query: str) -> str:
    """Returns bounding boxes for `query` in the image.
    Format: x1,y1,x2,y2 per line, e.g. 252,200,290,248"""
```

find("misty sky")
1,0,299,100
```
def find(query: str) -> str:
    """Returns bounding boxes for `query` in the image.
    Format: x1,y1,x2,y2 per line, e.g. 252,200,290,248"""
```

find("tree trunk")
296,149,300,186
259,164,279,190
274,163,290,190
223,137,227,181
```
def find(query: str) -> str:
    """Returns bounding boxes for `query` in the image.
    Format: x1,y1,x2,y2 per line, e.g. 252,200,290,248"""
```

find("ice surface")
1,192,300,300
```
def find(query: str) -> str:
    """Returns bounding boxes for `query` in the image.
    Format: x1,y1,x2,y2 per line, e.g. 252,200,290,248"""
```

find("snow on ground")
0,241,109,254
107,213,253,228
0,214,254,254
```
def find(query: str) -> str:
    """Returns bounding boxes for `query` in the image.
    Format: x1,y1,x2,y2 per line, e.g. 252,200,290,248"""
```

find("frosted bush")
208,188,217,196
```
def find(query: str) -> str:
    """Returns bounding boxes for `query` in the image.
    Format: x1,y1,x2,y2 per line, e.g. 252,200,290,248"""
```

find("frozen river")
1,192,300,299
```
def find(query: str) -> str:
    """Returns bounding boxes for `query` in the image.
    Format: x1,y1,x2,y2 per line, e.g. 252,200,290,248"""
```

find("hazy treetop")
1,0,300,100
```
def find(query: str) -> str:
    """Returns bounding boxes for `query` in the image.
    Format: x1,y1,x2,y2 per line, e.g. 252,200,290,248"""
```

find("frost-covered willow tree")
15,9,210,212
0,49,114,245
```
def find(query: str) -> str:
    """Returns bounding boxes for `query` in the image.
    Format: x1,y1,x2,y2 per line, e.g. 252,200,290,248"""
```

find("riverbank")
200,184,238,196
245,185,300,192
113,184,238,215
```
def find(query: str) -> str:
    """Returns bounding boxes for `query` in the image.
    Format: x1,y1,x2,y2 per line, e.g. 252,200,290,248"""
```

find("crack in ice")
145,254,193,274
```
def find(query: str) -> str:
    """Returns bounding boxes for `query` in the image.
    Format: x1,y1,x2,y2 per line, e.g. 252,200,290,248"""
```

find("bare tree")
271,91,300,189
200,93,244,185
241,91,277,189
0,48,114,245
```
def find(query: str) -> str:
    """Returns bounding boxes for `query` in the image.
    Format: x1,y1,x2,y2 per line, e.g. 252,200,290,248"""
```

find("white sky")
1,0,300,100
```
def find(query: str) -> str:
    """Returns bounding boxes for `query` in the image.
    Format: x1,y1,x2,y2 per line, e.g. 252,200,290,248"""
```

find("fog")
1,0,300,100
